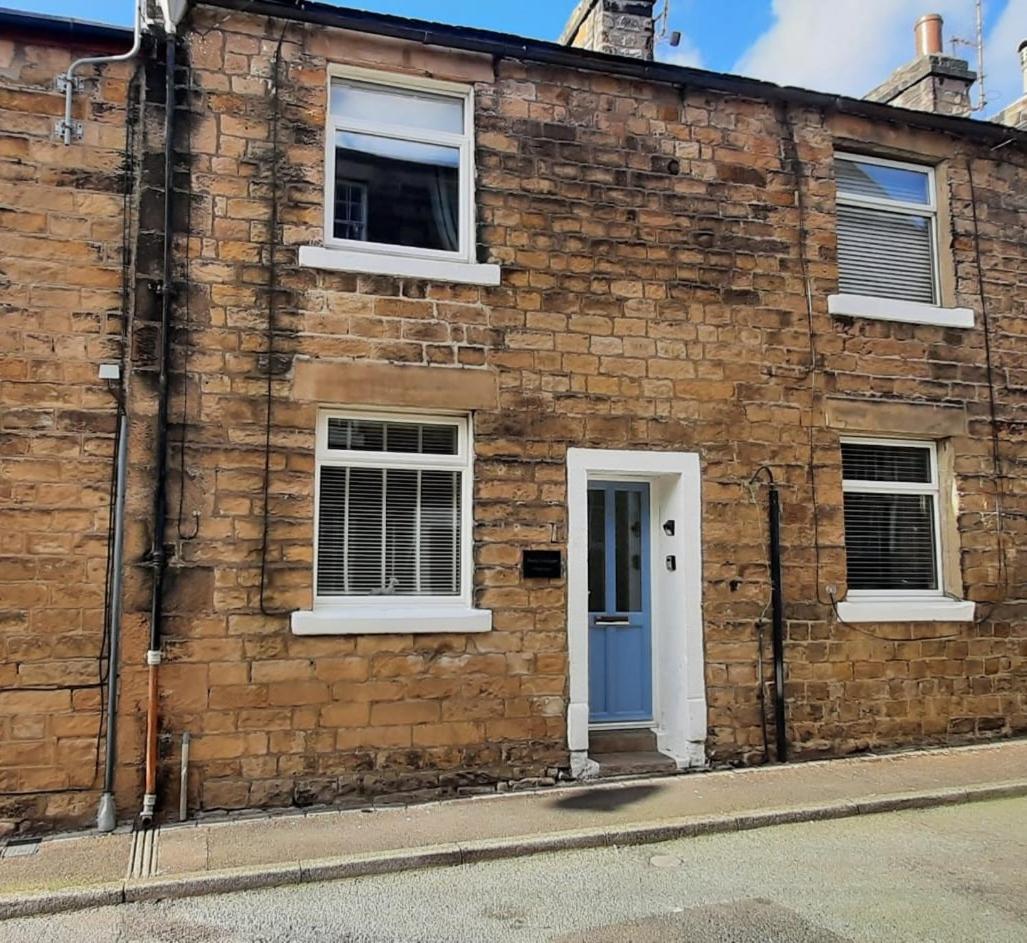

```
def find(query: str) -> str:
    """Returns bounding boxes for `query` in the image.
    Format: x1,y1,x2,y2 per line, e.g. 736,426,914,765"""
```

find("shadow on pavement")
552,784,664,813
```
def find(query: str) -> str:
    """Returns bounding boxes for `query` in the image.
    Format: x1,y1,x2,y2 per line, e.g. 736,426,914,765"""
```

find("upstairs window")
327,71,473,261
835,154,938,305
841,439,942,596
315,411,471,604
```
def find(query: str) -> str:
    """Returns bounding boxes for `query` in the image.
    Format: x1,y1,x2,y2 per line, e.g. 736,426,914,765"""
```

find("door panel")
588,481,652,723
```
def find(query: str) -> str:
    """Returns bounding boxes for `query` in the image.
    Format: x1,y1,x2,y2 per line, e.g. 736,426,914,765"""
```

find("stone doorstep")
1,778,1026,922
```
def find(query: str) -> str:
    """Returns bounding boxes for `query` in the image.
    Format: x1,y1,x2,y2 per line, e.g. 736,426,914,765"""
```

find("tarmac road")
2,796,1024,942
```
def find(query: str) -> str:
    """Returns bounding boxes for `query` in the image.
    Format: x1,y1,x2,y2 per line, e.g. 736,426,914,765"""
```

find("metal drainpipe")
768,485,788,762
141,32,177,823
97,403,129,832
58,0,142,145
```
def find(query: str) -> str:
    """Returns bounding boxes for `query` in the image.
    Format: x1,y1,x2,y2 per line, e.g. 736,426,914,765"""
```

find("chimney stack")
991,39,1027,129
865,13,976,118
914,13,943,57
559,1,657,61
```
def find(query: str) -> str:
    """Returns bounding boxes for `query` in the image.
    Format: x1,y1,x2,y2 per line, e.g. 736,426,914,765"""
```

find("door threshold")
589,721,654,730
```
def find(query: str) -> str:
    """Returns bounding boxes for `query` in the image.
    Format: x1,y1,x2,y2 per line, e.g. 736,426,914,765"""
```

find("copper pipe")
142,660,159,819
915,14,943,57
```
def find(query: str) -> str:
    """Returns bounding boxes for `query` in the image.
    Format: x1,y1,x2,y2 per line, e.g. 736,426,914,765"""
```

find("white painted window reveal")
298,66,499,286
291,409,491,635
829,152,973,329
837,437,973,623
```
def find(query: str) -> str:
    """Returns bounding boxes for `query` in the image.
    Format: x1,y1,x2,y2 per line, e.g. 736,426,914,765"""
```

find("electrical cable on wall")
258,24,293,617
777,103,835,609
175,58,199,543
965,157,1010,618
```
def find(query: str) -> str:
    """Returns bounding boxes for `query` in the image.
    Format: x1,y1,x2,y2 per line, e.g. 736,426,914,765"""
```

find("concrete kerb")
2,779,1026,922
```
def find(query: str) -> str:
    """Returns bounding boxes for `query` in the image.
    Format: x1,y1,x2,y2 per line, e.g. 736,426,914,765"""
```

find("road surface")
3,797,1024,942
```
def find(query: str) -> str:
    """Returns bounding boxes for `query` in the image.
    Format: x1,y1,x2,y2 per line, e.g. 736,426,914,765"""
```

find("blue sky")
11,0,1027,114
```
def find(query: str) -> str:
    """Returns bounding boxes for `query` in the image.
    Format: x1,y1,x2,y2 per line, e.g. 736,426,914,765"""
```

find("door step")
589,727,658,754
591,751,678,778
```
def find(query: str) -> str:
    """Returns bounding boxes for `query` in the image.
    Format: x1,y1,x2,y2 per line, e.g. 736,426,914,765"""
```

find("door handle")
594,616,630,625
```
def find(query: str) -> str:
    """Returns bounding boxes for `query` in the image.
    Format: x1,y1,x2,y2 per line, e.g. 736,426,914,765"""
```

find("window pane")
421,424,458,455
843,492,938,591
587,489,606,613
318,465,461,597
420,470,461,595
614,490,643,613
345,466,386,594
837,204,935,303
385,423,422,453
837,158,930,205
842,443,932,484
334,132,460,252
327,418,458,456
330,80,464,134
385,468,418,593
333,181,367,241
316,466,350,595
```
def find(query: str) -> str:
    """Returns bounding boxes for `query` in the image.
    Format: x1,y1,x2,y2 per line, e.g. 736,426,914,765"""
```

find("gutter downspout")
57,0,142,145
141,31,177,823
97,403,129,832
768,484,788,762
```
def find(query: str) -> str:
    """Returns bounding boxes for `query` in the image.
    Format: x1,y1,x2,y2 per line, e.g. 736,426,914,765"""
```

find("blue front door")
587,481,652,723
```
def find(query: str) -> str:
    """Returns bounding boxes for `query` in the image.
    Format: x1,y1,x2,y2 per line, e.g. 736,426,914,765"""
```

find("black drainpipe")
768,484,788,762
141,31,177,822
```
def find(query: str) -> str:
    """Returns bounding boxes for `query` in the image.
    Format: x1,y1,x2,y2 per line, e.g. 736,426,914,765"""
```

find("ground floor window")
840,438,941,595
314,410,471,603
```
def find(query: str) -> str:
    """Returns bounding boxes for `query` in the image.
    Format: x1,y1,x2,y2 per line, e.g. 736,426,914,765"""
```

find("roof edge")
0,6,134,44
201,0,1027,149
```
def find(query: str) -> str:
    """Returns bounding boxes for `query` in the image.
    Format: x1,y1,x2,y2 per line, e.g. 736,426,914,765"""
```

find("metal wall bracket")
55,74,83,93
54,120,83,142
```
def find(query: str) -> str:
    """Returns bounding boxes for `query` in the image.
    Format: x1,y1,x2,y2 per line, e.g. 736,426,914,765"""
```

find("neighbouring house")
1,0,1026,834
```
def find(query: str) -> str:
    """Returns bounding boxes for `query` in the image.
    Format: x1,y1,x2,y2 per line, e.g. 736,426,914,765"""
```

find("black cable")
749,465,775,486
176,51,199,542
965,157,1008,605
258,25,292,617
778,103,833,608
827,591,961,643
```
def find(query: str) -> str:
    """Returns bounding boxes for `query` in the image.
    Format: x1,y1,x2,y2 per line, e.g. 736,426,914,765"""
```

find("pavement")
1,739,1026,922
3,795,1026,941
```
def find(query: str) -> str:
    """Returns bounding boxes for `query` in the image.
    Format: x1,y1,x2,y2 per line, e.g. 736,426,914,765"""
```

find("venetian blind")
317,419,462,597
836,157,936,305
841,442,938,593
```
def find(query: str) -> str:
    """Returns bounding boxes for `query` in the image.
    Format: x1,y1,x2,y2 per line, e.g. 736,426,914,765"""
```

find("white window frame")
292,407,491,635
837,436,973,623
324,65,475,263
828,152,974,329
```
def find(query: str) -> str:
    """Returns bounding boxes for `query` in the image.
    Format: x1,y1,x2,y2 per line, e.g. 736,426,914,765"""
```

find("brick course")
1,6,1025,832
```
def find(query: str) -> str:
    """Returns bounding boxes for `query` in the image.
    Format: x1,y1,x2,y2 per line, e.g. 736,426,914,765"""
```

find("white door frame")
566,449,706,775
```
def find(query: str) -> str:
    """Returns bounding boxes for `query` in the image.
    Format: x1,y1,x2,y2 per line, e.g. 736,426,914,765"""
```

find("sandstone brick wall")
0,30,136,829
1,5,1025,833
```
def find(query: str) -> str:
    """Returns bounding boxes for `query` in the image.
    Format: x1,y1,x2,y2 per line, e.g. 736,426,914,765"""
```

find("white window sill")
298,245,501,286
836,597,975,624
828,294,974,329
291,605,493,636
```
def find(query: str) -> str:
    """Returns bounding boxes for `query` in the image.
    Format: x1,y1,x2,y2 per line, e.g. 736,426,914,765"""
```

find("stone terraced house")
0,0,1026,833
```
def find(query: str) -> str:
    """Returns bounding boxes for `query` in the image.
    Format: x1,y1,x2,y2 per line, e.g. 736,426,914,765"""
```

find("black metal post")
768,485,788,762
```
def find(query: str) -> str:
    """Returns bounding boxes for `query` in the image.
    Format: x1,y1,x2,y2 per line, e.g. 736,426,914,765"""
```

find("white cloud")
731,0,980,98
985,0,1027,114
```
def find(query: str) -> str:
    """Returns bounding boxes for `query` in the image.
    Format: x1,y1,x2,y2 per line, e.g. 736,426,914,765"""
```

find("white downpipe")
59,0,143,145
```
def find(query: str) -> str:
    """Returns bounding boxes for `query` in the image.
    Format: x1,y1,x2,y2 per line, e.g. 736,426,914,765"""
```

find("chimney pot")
1019,39,1027,95
914,13,944,57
